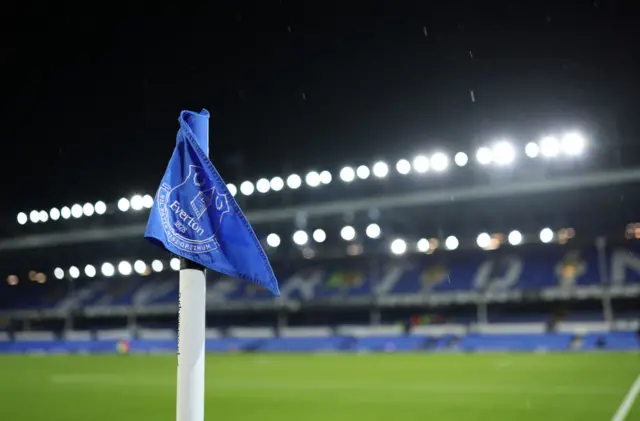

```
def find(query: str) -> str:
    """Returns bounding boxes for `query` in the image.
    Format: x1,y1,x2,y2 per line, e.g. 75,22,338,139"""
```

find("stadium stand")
1,242,638,354
1,136,638,357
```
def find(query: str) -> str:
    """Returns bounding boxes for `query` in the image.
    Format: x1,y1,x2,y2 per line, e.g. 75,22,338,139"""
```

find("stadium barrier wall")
0,323,637,354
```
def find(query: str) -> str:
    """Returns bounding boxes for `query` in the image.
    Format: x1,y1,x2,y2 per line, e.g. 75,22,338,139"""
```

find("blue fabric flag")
144,109,279,296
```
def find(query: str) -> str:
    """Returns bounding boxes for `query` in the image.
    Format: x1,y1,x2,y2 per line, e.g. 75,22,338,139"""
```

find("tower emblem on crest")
156,165,230,254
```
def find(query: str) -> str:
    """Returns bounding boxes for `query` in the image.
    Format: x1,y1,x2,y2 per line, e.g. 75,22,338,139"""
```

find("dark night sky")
1,0,638,219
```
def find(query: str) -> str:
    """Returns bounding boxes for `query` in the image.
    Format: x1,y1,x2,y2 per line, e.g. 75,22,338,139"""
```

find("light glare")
49,208,60,221
508,230,523,245
17,212,27,225
454,152,468,167
101,263,115,277
266,233,281,247
431,153,449,172
305,171,321,187
240,181,254,196
366,223,381,239
293,230,308,246
313,229,326,243
118,198,130,212
390,239,407,255
85,265,96,278
476,147,492,165
270,177,285,191
340,225,356,241
94,201,107,215
256,178,271,193
339,167,355,182
372,161,388,178
445,236,459,250
286,174,302,189
396,159,411,175
356,165,370,179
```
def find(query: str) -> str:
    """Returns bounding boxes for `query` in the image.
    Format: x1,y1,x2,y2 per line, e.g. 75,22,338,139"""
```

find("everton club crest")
156,165,230,254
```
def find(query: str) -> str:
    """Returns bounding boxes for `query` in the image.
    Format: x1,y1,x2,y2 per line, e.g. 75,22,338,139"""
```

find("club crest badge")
156,165,230,254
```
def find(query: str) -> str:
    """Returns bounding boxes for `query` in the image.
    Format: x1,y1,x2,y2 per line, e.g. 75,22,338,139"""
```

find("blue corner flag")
144,109,279,296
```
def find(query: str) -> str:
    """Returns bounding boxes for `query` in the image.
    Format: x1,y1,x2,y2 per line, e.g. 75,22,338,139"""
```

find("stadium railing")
0,321,637,354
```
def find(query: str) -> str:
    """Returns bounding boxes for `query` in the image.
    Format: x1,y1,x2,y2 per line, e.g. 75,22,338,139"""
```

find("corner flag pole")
175,110,209,421
144,109,279,421
177,257,207,421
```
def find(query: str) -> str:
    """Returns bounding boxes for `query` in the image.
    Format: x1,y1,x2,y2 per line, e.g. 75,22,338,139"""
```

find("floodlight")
101,263,115,277
492,141,515,165
540,136,560,157
313,229,326,243
305,171,321,187
118,261,132,276
134,260,147,274
85,265,96,278
266,233,281,247
476,147,492,165
61,206,71,219
293,230,308,246
256,178,270,193
445,235,459,250
372,161,388,178
151,260,164,272
17,212,27,225
413,155,429,173
396,159,411,175
340,225,356,241
356,165,370,179
142,195,154,209
270,177,285,191
319,171,332,184
71,204,83,218
454,152,468,167
561,132,585,156
83,203,94,217
366,223,381,239
94,201,107,215
118,198,130,212
130,195,144,211
476,232,491,248
29,210,40,223
525,142,539,158
49,208,60,221
286,174,302,189
508,230,522,245
430,153,449,172
339,167,355,182
390,239,407,255
539,228,554,243
240,181,254,196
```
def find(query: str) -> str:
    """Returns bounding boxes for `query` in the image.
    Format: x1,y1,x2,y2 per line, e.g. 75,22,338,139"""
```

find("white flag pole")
176,258,206,421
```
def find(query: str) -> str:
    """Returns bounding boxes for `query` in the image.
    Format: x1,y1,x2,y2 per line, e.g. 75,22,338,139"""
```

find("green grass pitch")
0,353,638,420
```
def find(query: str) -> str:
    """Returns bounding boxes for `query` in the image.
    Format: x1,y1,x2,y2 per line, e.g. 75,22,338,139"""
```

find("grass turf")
0,353,638,420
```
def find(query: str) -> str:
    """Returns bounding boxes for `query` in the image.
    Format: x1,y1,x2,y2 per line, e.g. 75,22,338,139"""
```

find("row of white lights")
227,133,585,196
265,226,559,252
17,201,108,225
53,258,182,280
48,228,560,280
17,133,585,224
227,132,586,196
16,194,154,225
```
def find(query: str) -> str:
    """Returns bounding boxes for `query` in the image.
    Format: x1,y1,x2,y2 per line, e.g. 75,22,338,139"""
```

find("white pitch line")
611,374,640,421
